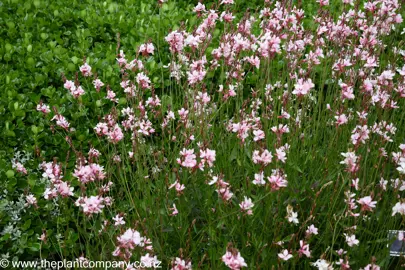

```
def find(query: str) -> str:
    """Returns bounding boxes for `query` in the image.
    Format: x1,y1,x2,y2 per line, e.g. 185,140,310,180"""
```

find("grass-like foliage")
2,0,405,269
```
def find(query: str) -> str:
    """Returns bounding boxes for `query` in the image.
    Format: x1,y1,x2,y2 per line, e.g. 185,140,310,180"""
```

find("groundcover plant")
1,0,405,269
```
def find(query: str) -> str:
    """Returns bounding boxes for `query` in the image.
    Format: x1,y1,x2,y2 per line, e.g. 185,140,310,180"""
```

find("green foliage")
0,0,195,263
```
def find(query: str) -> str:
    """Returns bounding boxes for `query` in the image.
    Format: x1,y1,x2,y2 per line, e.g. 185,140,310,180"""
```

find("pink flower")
333,59,352,72
258,33,281,57
38,232,47,243
94,122,109,136
13,162,28,175
100,182,113,193
306,224,319,236
177,148,197,168
221,0,234,4
169,180,185,195
363,264,380,270
139,43,155,56
340,151,359,173
345,191,359,215
43,187,58,200
378,70,395,81
120,80,130,89
116,228,144,250
107,125,124,144
165,30,185,54
64,80,75,90
25,194,37,207
79,62,92,77
171,258,192,270
253,129,265,141
93,79,104,91
340,82,355,101
271,124,290,135
232,121,251,142
73,163,106,184
344,234,359,247
36,103,50,114
68,85,85,98
275,147,287,163
178,108,189,121
137,119,155,136
336,249,346,256
195,91,210,105
239,196,254,215
335,114,348,126
245,56,260,69
200,148,216,168
113,214,126,226
51,114,70,130
222,249,247,269
146,96,161,108
253,172,266,186
217,187,234,201
351,125,370,145
351,178,359,190
88,148,101,158
116,50,127,67
56,181,74,197
136,72,151,89
141,254,160,269
317,0,329,6
252,149,272,165
268,171,288,190
392,202,405,216
193,3,206,14
298,240,311,258
357,196,377,212
75,196,105,215
169,203,178,216
220,11,235,22
103,196,113,206
40,161,63,182
227,84,237,98
106,88,118,103
292,78,314,96
187,69,206,85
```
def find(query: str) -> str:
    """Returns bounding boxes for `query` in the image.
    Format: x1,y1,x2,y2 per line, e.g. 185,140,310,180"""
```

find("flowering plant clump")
2,0,405,268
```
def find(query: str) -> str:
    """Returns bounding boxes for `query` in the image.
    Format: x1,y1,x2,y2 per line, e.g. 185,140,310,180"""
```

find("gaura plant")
3,0,405,269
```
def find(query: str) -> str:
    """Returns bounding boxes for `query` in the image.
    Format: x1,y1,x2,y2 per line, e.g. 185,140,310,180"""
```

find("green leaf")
22,219,32,231
28,243,41,252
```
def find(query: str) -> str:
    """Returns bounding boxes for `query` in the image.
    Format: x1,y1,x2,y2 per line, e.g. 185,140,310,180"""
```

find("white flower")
392,202,405,216
112,215,125,226
253,172,266,185
397,161,405,174
278,249,293,261
311,259,333,270
344,234,359,247
286,205,299,224
306,224,319,235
